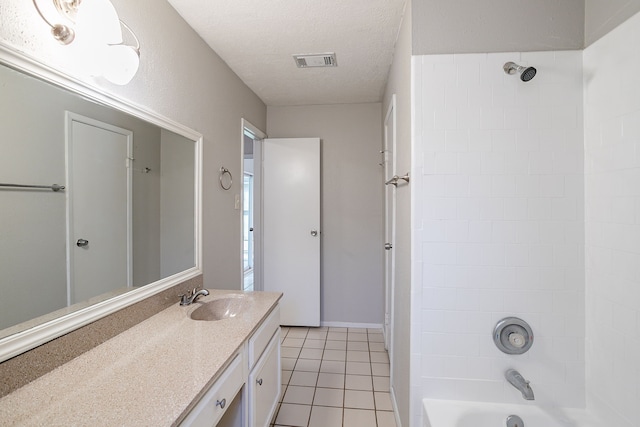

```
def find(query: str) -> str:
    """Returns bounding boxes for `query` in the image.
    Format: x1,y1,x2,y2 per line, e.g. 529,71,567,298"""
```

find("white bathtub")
423,399,602,427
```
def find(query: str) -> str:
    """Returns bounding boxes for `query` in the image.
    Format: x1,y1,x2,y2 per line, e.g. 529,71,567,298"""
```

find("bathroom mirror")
0,44,202,362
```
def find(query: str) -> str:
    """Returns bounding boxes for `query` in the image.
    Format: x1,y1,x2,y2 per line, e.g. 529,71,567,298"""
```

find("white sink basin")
189,295,247,321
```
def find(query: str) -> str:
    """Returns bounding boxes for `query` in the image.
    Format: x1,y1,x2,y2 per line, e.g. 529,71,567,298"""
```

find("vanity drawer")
248,305,280,368
179,352,244,427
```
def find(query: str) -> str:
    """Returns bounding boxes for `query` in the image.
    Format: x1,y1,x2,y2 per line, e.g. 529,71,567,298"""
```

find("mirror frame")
0,42,203,362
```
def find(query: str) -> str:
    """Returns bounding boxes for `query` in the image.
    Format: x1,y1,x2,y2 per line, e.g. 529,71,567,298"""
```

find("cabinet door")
248,329,281,427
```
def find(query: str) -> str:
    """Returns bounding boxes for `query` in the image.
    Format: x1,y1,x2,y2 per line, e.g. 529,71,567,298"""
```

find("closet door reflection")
67,114,133,304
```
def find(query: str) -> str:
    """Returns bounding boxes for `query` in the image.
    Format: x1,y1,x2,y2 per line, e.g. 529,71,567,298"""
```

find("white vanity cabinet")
247,308,281,427
179,304,281,427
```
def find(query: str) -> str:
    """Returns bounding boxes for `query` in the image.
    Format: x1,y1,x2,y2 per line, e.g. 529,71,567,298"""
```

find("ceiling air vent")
293,53,337,68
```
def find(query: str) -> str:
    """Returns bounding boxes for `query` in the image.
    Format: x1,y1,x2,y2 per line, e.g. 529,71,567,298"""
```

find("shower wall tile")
412,50,585,408
584,11,640,427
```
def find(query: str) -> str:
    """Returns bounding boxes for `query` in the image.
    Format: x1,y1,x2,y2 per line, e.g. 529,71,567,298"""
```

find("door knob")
384,243,392,250
77,239,89,247
310,230,318,237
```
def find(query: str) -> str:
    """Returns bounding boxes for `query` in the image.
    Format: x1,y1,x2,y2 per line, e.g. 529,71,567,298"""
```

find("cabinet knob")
216,398,226,409
257,378,263,386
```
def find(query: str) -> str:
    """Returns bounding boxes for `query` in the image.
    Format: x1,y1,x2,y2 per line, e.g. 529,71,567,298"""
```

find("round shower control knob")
493,317,534,355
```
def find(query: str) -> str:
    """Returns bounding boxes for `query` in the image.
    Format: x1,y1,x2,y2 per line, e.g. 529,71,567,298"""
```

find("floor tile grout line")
276,327,391,427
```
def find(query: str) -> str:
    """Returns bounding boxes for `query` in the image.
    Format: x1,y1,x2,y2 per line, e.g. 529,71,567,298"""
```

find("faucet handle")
179,288,194,305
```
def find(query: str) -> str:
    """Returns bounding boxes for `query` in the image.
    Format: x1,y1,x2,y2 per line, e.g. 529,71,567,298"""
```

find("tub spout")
505,369,535,400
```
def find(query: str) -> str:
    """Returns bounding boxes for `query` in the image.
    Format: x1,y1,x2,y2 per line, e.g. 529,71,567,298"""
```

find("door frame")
65,112,133,305
383,95,397,362
240,118,267,291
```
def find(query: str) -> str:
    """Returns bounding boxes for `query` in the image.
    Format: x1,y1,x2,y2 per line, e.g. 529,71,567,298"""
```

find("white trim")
390,385,403,427
319,321,384,330
240,118,266,292
383,93,397,376
0,42,204,363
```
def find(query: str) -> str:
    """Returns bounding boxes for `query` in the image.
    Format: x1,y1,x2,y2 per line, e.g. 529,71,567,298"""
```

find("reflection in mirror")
0,61,196,341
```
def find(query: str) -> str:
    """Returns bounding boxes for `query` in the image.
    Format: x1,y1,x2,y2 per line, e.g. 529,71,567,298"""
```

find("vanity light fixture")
32,0,141,85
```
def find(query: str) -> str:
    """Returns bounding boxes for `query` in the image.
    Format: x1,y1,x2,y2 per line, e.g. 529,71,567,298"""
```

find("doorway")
65,112,133,304
241,119,266,291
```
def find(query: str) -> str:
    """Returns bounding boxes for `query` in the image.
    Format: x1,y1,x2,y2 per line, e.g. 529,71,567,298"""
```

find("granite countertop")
0,290,282,427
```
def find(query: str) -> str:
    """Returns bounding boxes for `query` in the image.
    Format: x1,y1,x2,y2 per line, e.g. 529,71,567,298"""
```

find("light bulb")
75,0,122,45
103,44,140,85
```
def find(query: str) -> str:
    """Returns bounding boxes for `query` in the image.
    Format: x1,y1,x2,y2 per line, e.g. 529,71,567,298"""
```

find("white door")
263,138,320,326
66,113,132,304
384,96,397,351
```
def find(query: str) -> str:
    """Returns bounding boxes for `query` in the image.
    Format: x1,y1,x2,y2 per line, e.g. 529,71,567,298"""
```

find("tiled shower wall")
583,12,640,427
411,50,585,420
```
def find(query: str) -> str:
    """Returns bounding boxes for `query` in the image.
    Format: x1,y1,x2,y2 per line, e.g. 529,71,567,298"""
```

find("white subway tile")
469,175,493,197
430,198,458,220
466,266,494,288
480,107,505,129
492,129,517,152
435,152,458,174
529,244,555,266
552,197,578,220
516,129,541,151
445,130,470,151
445,265,469,287
422,287,458,310
515,175,540,197
504,244,529,266
468,84,493,107
539,175,565,197
493,83,516,107
482,152,505,174
458,152,483,174
445,220,469,242
469,129,493,151
423,129,446,151
445,175,470,196
502,152,530,175
528,106,553,129
468,220,493,242
423,242,458,265
503,198,529,220
504,108,529,130
529,151,554,174
422,220,447,242
435,108,458,130
422,175,447,197
527,198,553,220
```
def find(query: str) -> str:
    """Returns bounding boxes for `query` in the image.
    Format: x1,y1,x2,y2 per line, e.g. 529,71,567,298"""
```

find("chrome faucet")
179,287,209,306
505,369,535,400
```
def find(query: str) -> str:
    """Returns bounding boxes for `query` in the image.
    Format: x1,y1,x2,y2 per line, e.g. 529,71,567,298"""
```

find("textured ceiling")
166,0,406,106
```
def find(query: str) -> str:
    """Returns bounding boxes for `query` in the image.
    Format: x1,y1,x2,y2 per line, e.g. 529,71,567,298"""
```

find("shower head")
503,62,537,82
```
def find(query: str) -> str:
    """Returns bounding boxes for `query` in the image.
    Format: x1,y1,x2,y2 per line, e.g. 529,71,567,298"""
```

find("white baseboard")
319,321,384,330
390,385,402,427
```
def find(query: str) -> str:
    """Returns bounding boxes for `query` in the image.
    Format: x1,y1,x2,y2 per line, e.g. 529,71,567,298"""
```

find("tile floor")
271,326,397,427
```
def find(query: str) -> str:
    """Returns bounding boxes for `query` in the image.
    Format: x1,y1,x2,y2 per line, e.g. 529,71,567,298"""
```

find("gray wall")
585,0,640,46
0,0,267,293
0,64,162,330
382,0,412,425
412,0,584,54
267,103,384,325
160,129,195,278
